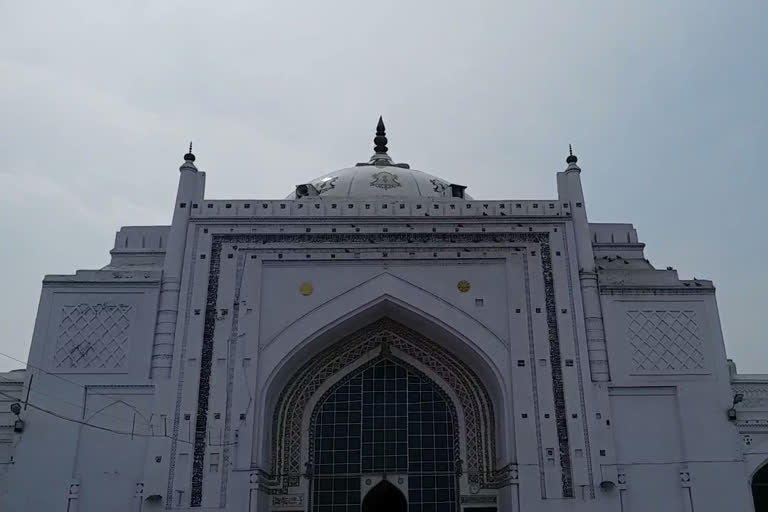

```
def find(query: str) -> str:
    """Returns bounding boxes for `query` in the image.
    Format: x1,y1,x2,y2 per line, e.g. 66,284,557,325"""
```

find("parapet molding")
592,242,646,251
108,249,166,257
732,377,768,409
43,269,162,286
599,285,715,296
85,384,155,394
732,375,768,382
187,198,573,219
0,374,25,386
113,225,169,252
589,223,639,244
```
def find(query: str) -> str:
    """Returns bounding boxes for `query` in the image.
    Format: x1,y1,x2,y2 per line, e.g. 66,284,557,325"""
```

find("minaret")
557,147,610,382
150,143,206,378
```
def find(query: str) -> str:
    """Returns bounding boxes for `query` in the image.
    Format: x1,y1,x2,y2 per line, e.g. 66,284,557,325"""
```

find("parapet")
187,199,572,218
106,225,170,269
590,223,645,259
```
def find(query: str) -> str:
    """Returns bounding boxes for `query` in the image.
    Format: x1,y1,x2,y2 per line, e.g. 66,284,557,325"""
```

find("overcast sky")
0,2,765,373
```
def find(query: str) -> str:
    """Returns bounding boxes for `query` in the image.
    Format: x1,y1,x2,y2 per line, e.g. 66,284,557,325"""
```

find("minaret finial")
356,117,409,168
184,141,196,162
566,144,578,164
374,116,388,154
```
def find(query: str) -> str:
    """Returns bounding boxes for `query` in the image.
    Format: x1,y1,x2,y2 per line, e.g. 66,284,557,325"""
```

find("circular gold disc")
457,280,471,293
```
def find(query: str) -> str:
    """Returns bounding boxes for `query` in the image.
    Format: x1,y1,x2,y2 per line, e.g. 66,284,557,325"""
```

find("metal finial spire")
184,141,196,162
566,144,578,164
356,117,409,168
374,116,388,154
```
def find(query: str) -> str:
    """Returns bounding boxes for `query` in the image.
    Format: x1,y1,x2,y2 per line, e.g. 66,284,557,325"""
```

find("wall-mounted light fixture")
10,402,24,433
727,393,744,421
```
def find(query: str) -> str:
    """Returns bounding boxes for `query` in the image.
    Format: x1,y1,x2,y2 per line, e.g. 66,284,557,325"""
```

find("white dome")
289,117,471,200
288,163,471,200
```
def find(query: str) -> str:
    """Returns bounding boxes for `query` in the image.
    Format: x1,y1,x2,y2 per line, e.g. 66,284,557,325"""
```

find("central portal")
310,357,458,511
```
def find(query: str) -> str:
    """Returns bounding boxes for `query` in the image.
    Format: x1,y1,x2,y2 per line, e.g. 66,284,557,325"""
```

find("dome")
288,163,471,200
288,117,470,200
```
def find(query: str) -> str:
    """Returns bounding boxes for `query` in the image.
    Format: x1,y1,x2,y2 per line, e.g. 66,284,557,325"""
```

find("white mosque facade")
2,121,768,511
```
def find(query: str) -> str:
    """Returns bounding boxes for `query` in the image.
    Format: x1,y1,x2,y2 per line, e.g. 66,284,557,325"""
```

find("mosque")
2,119,768,511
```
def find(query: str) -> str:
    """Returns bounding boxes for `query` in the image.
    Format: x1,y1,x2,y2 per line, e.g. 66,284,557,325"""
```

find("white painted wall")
0,160,761,512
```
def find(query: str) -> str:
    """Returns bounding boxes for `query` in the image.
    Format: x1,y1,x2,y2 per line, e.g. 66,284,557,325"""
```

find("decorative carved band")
732,381,768,409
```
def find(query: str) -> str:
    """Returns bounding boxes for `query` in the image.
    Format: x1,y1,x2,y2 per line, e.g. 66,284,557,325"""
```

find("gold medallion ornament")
299,282,314,296
457,280,471,293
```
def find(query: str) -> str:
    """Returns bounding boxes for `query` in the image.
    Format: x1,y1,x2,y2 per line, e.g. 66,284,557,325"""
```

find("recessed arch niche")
267,319,501,495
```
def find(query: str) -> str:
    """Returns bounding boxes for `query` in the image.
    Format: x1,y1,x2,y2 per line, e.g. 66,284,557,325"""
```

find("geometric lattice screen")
311,358,457,512
627,310,704,373
53,304,132,369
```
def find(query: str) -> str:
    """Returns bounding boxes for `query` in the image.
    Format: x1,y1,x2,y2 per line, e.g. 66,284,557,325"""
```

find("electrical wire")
0,373,146,428
0,369,151,429
0,352,239,447
0,351,153,427
0,350,102,390
0,390,237,447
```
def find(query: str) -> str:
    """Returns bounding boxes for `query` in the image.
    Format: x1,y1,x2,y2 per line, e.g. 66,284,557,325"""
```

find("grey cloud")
0,0,765,370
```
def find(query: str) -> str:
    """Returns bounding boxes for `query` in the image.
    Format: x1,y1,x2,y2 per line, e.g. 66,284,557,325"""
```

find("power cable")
0,351,153,427
0,390,236,447
0,373,146,428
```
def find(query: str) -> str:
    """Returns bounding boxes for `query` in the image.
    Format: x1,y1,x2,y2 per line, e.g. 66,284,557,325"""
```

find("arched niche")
262,317,505,494
260,292,509,398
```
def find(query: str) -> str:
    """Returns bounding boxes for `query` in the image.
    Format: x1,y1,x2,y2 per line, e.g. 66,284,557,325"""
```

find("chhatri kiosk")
2,119,768,511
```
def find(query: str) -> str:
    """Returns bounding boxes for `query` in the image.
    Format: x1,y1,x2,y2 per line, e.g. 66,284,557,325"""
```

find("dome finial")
566,144,578,164
184,141,196,162
374,116,388,154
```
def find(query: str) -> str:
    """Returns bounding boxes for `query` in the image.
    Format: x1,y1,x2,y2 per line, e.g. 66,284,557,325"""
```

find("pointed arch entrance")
268,319,500,504
362,480,407,512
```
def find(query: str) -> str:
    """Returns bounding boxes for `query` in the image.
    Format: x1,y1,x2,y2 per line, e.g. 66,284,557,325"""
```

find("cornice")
43,280,161,289
191,216,572,225
43,270,161,287
592,243,646,250
599,286,715,296
737,419,768,432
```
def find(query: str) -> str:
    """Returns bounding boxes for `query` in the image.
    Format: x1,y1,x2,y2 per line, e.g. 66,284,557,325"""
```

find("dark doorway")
754,464,768,511
362,480,407,512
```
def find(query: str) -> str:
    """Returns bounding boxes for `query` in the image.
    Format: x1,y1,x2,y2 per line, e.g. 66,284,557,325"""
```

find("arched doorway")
310,357,458,511
270,319,497,494
754,464,768,511
362,480,407,512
